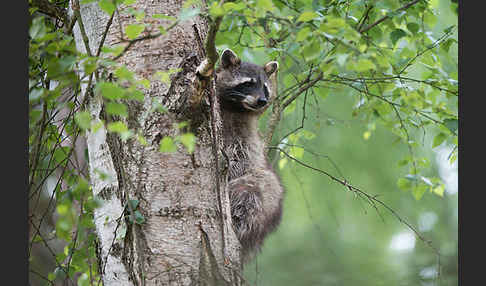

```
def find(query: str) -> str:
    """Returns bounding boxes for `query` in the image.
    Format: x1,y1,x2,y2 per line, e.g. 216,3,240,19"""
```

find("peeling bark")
72,1,242,285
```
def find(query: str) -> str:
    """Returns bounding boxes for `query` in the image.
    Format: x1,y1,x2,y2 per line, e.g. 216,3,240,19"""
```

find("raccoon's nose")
256,97,267,107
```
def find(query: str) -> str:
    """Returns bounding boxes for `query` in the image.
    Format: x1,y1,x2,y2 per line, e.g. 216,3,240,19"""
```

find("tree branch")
281,72,323,110
31,0,68,23
72,0,92,56
359,0,423,33
356,4,373,32
197,10,224,77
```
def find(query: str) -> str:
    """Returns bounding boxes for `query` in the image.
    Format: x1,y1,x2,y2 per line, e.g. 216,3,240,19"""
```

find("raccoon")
214,49,285,262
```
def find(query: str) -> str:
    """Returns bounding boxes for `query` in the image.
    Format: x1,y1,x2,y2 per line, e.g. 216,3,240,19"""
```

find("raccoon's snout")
256,97,267,107
240,95,266,111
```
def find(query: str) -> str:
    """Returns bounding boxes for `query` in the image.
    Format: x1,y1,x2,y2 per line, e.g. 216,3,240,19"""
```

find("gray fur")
215,50,284,262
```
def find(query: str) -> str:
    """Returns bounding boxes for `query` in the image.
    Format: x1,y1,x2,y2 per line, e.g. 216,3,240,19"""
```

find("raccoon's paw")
196,58,213,79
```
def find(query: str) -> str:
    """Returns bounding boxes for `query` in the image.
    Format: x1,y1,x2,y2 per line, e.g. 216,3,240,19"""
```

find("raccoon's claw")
196,58,213,79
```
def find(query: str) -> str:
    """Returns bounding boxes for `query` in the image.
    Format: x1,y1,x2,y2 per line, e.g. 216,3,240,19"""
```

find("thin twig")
29,102,48,193
357,4,373,32
359,0,423,33
112,20,178,61
30,269,55,286
31,0,68,23
73,0,93,56
269,146,441,258
29,217,76,285
398,28,455,74
96,11,115,57
282,72,323,109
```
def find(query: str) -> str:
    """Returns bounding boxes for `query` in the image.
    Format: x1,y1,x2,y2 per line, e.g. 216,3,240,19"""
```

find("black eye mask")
234,79,258,95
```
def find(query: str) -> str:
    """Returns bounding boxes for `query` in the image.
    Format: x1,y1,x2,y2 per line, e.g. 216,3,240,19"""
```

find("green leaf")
406,23,420,34
441,38,457,53
296,27,311,42
73,178,90,200
153,14,177,21
301,130,316,140
390,29,407,45
432,132,447,148
47,56,77,79
290,146,304,158
397,178,411,190
209,2,225,17
137,134,148,146
99,0,116,15
29,17,47,40
48,272,56,281
428,0,439,8
177,133,196,153
125,24,145,40
443,119,458,134
223,2,245,11
108,121,132,141
256,0,274,12
362,131,371,140
101,45,124,57
159,136,177,153
354,59,376,72
105,102,128,117
297,11,319,22
432,184,445,197
424,11,437,27
129,88,145,101
97,82,125,100
302,40,321,61
107,121,128,133
53,147,71,166
138,78,150,89
397,159,409,167
74,111,92,130
114,66,135,82
155,68,181,84
412,184,428,200
83,57,98,75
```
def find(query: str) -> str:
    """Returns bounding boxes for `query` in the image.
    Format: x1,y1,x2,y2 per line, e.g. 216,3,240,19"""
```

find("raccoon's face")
215,49,278,113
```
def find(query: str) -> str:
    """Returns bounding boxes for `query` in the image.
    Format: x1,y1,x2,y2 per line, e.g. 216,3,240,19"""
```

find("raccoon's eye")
238,81,254,89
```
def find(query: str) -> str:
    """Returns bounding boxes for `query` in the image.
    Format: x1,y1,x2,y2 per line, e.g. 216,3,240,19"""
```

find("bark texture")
72,1,241,285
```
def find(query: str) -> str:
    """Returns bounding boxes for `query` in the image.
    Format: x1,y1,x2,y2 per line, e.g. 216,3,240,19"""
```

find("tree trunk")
71,1,241,285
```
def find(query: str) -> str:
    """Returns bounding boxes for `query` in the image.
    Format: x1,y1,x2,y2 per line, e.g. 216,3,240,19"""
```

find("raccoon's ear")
264,61,279,76
220,49,241,68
